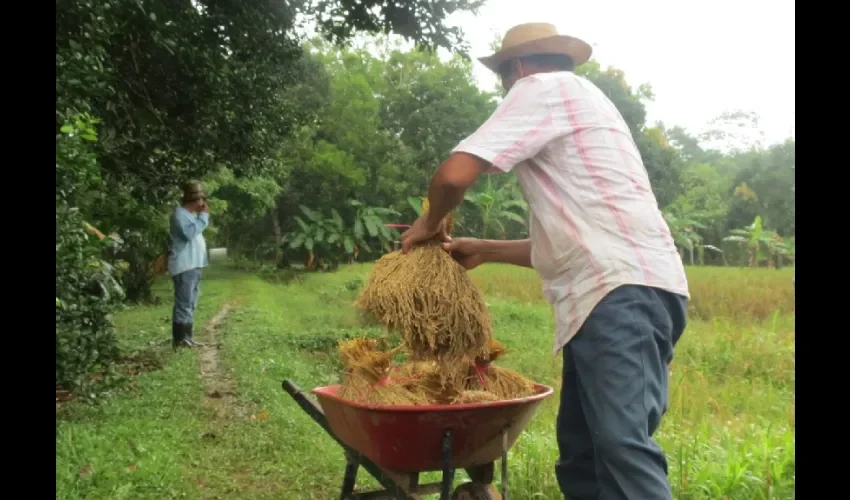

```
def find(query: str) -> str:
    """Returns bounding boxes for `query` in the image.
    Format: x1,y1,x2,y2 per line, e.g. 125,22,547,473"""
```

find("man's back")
454,71,688,353
522,72,689,350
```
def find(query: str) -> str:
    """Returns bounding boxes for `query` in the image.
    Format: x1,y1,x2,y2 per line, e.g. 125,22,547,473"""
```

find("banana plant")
723,216,790,267
347,200,400,255
662,211,722,265
407,196,426,217
287,201,400,271
288,206,340,270
463,176,528,238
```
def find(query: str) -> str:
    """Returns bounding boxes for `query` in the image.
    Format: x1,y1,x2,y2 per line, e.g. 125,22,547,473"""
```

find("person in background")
401,23,689,500
168,182,210,349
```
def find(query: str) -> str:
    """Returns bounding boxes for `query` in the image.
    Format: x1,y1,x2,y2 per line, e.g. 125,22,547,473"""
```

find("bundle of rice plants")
356,200,490,362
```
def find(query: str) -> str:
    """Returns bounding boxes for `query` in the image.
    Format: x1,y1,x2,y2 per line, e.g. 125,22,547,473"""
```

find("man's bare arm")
425,152,489,229
480,239,533,268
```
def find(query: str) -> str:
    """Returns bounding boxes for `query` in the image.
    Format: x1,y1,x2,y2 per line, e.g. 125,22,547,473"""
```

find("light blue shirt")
168,207,209,276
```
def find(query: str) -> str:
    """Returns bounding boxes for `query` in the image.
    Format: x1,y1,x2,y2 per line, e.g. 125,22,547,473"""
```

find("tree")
378,38,497,192
272,36,497,249
729,140,795,237
56,116,124,390
666,162,732,256
700,110,766,153
311,0,486,53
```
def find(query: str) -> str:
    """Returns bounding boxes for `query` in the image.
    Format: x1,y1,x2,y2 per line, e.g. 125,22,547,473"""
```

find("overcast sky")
448,0,795,146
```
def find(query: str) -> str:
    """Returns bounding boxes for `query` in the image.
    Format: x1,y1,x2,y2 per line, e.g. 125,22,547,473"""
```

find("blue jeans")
555,285,687,500
172,268,202,325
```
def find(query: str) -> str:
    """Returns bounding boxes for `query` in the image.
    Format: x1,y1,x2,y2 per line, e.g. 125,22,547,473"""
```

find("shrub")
105,227,169,304
56,116,124,388
56,203,124,388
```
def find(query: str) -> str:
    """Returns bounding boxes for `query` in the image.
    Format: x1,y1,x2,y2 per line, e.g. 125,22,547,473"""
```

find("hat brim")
183,192,207,202
478,35,592,73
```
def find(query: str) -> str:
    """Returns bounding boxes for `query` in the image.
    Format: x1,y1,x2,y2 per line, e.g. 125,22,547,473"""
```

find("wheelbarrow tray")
312,383,554,473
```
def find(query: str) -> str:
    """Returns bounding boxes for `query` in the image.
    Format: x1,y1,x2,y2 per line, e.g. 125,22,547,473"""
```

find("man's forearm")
177,212,210,240
479,239,533,268
426,180,465,228
425,152,489,229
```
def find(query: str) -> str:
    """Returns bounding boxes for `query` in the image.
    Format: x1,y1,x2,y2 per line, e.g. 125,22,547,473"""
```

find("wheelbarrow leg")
340,452,359,500
501,431,509,500
441,430,455,500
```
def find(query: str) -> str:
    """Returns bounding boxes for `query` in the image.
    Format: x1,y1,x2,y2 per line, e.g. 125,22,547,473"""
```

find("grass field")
55,263,795,499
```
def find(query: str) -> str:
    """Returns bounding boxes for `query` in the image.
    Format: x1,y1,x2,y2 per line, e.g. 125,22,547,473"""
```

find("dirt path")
199,303,238,421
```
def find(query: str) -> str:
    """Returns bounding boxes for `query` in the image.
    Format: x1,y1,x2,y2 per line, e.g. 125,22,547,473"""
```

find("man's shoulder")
172,206,193,223
518,72,603,104
507,73,576,104
527,71,588,88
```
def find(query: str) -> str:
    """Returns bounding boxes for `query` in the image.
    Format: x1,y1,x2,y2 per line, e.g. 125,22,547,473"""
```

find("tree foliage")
56,118,123,388
311,0,485,53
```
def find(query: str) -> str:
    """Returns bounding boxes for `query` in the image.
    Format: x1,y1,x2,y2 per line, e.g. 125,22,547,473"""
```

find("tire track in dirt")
199,303,239,421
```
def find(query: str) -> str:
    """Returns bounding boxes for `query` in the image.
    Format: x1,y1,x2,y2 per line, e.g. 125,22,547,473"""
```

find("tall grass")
470,265,795,322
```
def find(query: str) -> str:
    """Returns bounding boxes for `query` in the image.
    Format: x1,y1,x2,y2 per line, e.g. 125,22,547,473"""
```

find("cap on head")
181,181,207,203
478,23,592,73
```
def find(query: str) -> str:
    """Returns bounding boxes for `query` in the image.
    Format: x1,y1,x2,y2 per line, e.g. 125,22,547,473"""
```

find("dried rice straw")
337,339,431,406
464,339,536,400
356,200,491,362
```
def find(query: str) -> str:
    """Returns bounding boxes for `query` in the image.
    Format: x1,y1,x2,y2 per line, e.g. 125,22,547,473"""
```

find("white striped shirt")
453,71,689,355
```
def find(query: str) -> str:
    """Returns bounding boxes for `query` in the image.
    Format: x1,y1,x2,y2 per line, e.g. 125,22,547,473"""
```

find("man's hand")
200,200,210,213
442,237,488,270
401,213,447,253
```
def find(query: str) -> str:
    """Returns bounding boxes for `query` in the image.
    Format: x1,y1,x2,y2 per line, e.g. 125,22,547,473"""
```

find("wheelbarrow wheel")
451,482,502,500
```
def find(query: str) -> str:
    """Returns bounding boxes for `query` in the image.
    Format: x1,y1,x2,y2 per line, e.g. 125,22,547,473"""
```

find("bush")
56,203,124,388
56,115,124,389
105,227,169,304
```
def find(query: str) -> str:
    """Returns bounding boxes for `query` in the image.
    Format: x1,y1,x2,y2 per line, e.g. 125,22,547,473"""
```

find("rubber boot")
184,323,204,347
172,322,192,350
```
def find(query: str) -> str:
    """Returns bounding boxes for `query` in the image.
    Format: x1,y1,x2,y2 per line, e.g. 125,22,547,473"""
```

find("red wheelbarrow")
282,379,554,499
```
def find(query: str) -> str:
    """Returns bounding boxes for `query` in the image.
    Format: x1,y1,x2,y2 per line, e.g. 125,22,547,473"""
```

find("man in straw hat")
167,181,210,349
402,23,688,500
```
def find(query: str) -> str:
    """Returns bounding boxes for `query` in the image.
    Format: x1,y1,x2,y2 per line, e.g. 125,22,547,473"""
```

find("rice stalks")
398,360,467,404
336,337,537,406
453,390,500,404
356,242,491,362
464,339,536,400
337,338,431,406
337,192,538,406
355,197,491,362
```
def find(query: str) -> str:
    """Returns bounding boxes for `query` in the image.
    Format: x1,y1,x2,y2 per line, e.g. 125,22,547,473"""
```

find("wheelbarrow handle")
281,379,305,399
281,379,414,499
282,380,325,419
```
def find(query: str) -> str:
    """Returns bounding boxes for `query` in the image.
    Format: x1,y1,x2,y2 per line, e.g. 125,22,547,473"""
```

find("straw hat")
478,23,592,73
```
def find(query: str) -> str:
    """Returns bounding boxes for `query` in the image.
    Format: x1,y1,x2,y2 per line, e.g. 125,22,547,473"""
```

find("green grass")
56,264,795,499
